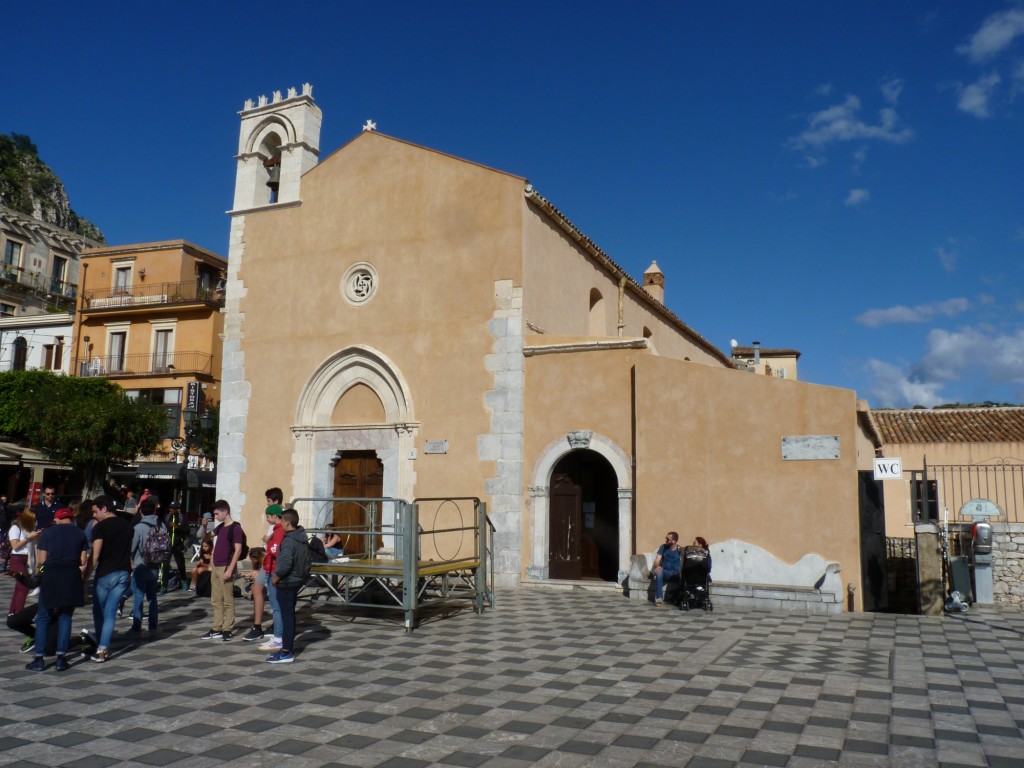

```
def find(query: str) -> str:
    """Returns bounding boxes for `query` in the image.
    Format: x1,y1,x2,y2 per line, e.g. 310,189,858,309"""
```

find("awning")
134,461,186,481
108,462,216,488
187,469,217,489
0,440,70,470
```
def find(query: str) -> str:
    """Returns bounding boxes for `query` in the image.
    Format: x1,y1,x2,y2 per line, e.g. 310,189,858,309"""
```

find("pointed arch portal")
290,346,418,530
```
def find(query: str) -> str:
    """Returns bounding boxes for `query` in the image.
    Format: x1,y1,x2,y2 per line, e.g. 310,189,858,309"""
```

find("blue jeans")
93,570,130,649
131,565,159,630
654,568,679,601
276,586,297,652
266,579,282,638
34,597,74,657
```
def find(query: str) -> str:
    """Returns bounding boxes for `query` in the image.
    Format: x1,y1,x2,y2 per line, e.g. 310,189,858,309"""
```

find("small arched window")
588,289,605,336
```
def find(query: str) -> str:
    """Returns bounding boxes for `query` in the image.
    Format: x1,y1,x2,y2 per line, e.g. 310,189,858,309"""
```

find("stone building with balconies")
73,240,225,485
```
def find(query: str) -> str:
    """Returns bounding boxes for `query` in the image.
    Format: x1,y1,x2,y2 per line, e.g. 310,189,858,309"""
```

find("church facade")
217,86,869,603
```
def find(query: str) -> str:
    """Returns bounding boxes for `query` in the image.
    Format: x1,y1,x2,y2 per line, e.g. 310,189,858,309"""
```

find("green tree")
0,371,165,498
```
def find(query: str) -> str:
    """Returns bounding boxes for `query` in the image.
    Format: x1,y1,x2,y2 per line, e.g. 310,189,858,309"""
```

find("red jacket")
264,523,284,574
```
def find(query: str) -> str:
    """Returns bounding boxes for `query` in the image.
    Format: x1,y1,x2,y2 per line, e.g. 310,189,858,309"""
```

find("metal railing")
82,280,223,311
78,349,213,377
0,263,77,301
290,496,494,629
916,460,1024,524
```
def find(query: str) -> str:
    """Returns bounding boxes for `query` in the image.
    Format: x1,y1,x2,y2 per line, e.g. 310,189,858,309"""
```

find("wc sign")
873,457,903,481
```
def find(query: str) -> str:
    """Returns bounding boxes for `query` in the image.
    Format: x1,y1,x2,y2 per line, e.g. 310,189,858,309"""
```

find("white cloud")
864,325,1024,407
880,76,904,105
856,298,970,328
789,83,913,162
845,188,870,207
957,72,1001,118
958,8,1024,62
913,326,1024,386
936,244,957,272
814,83,833,97
851,146,868,173
865,359,945,408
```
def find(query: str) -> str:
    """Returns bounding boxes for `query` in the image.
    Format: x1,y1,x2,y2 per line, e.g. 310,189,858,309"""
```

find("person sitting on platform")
323,528,346,559
189,539,212,592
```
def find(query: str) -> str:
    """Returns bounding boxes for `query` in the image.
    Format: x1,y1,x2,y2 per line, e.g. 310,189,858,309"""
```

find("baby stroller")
678,545,712,611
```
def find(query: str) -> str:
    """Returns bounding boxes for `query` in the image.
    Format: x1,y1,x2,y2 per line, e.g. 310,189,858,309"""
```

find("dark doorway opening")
858,470,889,611
548,450,619,582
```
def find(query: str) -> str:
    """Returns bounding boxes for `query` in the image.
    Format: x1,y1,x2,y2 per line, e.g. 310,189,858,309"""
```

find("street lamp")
171,383,214,518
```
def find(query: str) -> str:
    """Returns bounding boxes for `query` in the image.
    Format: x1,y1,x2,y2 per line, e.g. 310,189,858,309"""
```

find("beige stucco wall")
232,134,527,527
521,207,724,366
634,354,863,608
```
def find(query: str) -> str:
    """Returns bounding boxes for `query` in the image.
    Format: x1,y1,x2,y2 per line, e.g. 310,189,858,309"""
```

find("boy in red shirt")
258,505,285,651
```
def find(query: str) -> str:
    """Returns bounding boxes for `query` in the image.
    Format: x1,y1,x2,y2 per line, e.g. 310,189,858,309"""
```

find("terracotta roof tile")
871,408,1024,445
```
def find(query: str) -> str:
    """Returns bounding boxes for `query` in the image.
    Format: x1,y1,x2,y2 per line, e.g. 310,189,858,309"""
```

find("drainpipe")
617,276,626,336
72,261,88,377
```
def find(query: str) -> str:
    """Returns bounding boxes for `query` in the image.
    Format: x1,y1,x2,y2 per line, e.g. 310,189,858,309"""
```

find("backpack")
140,521,171,566
231,522,249,560
308,536,328,564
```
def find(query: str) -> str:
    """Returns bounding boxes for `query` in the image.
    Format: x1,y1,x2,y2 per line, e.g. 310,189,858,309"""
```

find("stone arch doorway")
549,450,620,582
528,431,633,583
290,346,418,530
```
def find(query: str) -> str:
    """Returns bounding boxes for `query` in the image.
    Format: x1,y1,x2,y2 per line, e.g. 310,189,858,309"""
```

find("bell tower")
231,83,322,211
219,84,322,516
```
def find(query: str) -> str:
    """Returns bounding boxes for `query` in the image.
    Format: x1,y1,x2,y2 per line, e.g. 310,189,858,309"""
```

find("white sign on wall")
873,457,903,480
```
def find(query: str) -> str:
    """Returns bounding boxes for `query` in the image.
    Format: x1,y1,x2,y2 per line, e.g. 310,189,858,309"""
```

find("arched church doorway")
548,450,619,582
331,450,383,558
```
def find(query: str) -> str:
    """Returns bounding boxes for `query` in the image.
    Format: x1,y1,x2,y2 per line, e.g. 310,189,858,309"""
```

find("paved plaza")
1,582,1023,768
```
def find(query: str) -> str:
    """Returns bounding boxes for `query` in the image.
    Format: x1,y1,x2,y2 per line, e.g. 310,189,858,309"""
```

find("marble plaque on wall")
781,435,840,460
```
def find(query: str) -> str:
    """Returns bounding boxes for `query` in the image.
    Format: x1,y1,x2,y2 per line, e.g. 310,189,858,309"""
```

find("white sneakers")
258,638,283,651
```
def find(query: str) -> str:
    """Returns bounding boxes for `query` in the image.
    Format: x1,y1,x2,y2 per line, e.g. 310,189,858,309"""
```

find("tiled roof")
871,408,1024,445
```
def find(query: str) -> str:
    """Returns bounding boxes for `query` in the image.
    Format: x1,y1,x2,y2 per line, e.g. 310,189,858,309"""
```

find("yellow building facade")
74,240,225,500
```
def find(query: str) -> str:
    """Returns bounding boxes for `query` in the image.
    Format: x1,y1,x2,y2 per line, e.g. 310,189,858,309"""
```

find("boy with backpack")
200,500,245,641
130,499,169,634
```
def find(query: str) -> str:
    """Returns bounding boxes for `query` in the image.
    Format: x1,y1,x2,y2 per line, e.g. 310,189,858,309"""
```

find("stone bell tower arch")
217,84,322,512
231,83,321,210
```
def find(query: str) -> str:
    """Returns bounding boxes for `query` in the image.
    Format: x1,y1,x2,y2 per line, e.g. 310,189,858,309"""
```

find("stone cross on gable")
362,119,377,132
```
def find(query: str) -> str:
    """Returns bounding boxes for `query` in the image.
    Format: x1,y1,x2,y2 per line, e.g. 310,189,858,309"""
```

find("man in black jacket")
267,509,309,664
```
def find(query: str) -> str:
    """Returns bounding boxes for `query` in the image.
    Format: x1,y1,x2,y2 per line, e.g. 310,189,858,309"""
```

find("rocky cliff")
0,133,105,243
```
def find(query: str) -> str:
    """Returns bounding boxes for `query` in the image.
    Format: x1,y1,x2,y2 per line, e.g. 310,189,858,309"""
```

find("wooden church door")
549,473,582,580
332,451,384,558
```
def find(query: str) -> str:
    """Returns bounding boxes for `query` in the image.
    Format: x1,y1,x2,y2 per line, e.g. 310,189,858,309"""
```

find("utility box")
960,499,1001,606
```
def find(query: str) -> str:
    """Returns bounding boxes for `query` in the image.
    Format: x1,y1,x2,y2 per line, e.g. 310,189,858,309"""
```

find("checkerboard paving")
0,580,1022,767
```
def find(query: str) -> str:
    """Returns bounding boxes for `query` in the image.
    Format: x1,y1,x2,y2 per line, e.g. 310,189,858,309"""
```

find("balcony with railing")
82,280,224,312
0,262,77,303
78,350,214,378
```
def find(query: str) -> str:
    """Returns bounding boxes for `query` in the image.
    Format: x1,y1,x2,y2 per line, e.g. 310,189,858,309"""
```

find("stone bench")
627,539,844,614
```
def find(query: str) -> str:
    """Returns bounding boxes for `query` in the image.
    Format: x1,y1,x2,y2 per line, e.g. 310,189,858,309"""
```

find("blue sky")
4,2,1023,408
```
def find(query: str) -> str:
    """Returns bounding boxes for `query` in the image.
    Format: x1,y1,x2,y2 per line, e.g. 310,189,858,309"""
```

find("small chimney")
643,261,665,303
753,340,761,366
